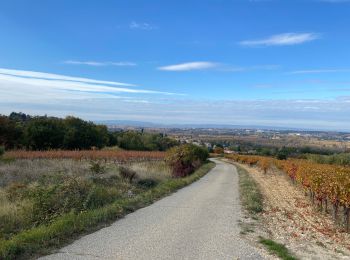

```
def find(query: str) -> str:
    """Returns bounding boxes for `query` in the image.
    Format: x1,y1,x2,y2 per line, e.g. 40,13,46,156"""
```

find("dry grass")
0,189,17,219
0,157,171,240
128,161,171,181
0,189,33,239
0,158,170,187
0,159,91,187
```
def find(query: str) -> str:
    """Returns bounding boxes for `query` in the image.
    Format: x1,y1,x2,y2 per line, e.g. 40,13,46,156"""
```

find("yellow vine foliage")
226,154,350,208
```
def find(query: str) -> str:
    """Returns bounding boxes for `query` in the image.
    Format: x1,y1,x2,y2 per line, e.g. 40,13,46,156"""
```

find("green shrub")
165,144,209,177
83,186,121,209
29,178,121,224
28,177,92,224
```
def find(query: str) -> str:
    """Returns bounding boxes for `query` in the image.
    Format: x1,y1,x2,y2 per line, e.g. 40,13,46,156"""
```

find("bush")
165,144,209,178
28,177,92,224
119,166,138,183
83,186,121,209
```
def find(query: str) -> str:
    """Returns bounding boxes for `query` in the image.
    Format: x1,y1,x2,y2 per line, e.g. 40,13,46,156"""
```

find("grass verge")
259,237,298,260
235,164,263,214
0,162,215,260
231,161,297,260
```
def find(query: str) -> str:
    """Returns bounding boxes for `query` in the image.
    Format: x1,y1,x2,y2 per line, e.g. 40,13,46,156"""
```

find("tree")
115,131,178,151
117,131,144,150
63,117,109,149
9,112,31,123
25,117,66,150
0,116,18,148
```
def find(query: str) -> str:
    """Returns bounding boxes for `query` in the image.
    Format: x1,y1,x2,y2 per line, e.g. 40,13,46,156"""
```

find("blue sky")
1,0,350,130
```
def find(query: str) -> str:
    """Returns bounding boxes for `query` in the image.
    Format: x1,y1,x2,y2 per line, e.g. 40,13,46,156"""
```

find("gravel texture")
41,159,264,260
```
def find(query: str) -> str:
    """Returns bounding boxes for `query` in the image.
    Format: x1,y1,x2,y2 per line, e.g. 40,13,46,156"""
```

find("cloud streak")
158,62,280,72
0,68,183,103
0,68,135,87
240,33,320,46
64,60,137,67
158,62,220,71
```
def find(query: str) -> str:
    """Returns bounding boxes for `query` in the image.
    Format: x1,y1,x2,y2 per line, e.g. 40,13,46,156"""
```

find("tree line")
0,112,178,151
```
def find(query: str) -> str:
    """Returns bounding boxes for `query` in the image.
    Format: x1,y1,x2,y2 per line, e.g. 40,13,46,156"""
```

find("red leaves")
4,150,166,161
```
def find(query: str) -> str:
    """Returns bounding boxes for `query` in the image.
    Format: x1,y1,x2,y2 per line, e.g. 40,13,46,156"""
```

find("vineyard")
3,150,166,161
226,154,350,231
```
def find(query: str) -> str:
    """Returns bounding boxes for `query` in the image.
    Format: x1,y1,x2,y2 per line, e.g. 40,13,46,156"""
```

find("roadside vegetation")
0,144,212,259
259,237,298,260
236,164,263,214
229,161,298,259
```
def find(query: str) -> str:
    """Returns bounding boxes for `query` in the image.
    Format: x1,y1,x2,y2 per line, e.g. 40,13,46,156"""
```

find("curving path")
41,159,264,260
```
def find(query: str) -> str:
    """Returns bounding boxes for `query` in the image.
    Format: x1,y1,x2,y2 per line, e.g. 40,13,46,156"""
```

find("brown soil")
233,161,350,260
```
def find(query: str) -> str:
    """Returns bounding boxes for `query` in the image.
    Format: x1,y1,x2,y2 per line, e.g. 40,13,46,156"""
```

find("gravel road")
41,159,264,260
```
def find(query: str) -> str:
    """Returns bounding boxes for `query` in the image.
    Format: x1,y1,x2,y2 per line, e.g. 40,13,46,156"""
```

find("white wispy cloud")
158,62,220,71
158,62,280,72
0,74,164,94
0,68,183,102
289,69,350,74
0,68,135,87
129,21,156,30
64,60,137,66
239,33,321,46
